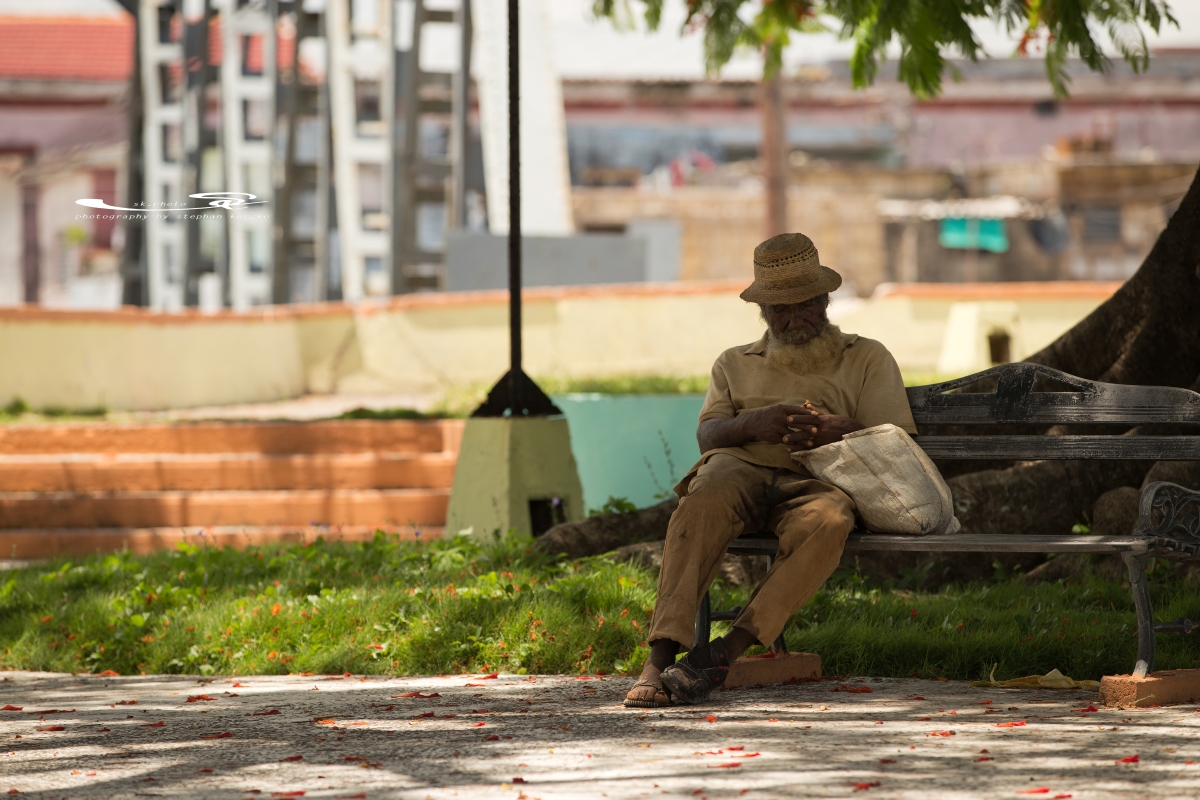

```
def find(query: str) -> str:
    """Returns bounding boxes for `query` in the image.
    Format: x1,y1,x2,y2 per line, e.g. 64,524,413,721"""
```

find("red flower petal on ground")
709,762,741,769
728,746,744,751
915,717,932,721
705,715,717,723
200,732,233,739
479,673,499,679
995,721,1027,728
464,683,485,687
483,735,500,741
142,721,165,728
1076,705,1098,713
35,726,64,732
975,757,994,762
281,755,303,762
7,789,21,794
252,710,280,716
767,718,779,722
186,695,216,703
96,670,119,677
1118,755,1139,763
1,706,21,712
270,793,305,798
470,722,485,728
880,759,896,764
1053,794,1073,799
115,700,137,706
742,752,761,757
853,782,881,791
513,778,528,783
973,700,993,705
232,682,248,688
197,768,213,773
393,691,440,699
846,686,873,693
927,731,955,737
414,712,435,719
1015,789,1050,795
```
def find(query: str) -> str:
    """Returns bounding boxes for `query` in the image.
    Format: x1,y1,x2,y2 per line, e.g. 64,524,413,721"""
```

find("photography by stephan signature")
74,191,269,219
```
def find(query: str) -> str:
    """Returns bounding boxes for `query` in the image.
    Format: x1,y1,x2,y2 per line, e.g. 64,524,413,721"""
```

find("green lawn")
2,534,1198,680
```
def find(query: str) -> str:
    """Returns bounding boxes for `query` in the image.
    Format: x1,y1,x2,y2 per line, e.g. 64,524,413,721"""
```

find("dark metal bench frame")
697,362,1200,678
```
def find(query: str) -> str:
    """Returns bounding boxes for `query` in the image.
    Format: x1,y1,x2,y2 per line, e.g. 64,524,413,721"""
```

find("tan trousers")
647,453,856,650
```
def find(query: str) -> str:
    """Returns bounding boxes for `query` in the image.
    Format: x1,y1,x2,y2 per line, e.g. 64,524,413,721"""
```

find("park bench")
697,362,1200,678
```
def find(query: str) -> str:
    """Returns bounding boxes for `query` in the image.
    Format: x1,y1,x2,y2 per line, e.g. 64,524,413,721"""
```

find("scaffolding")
130,0,473,309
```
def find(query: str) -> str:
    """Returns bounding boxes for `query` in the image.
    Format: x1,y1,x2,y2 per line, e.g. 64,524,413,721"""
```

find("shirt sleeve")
854,344,918,434
698,357,735,422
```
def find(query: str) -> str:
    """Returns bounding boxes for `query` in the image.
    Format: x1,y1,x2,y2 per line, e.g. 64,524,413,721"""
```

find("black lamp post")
472,0,559,418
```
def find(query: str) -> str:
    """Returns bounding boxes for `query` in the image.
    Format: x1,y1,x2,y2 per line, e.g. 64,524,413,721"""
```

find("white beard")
764,323,847,374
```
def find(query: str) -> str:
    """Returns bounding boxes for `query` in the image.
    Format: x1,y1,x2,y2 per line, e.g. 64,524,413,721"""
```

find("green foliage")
0,534,657,677
538,374,709,395
337,406,440,421
39,405,107,418
3,538,1198,681
589,495,640,516
2,397,28,416
592,0,1178,97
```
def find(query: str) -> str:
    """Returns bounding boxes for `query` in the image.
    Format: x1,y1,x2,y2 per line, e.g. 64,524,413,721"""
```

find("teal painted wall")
551,394,706,513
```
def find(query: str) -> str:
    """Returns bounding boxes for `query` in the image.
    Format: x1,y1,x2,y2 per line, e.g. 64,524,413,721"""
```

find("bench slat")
727,534,1149,555
908,363,1200,425
916,435,1200,460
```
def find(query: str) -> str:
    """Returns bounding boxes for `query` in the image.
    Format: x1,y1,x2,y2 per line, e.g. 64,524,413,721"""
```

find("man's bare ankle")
647,639,681,671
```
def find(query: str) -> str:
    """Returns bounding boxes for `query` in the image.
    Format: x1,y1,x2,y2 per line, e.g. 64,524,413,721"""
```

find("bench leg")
1121,551,1155,678
693,591,712,652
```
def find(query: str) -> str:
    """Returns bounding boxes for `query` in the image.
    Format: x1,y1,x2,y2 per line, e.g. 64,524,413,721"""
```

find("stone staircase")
0,418,462,559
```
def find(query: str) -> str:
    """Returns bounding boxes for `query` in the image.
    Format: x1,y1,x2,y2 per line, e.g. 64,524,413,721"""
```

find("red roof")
0,16,134,81
0,15,295,83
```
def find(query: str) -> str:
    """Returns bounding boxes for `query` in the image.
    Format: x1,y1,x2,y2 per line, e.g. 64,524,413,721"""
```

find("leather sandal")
623,677,672,708
659,638,730,704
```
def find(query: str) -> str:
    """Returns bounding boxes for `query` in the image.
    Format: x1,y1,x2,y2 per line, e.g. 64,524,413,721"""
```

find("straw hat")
739,232,842,305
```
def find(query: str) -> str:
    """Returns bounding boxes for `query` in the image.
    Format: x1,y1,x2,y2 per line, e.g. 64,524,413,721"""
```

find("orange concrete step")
0,419,465,456
0,524,445,560
0,452,456,492
0,488,449,529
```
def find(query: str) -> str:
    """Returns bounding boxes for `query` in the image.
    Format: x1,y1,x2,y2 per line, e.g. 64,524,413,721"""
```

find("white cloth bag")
793,423,960,536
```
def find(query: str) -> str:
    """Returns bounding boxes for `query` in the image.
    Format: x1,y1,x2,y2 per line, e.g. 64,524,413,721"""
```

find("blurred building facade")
0,11,1197,306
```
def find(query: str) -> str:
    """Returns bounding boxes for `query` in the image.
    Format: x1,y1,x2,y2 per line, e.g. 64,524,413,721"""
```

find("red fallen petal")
186,695,217,703
142,721,166,727
975,757,994,762
880,759,896,764
1076,705,1098,712
996,721,1027,728
980,749,990,753
703,750,724,755
480,673,499,680
470,722,486,728
115,700,137,706
927,731,955,737
1187,760,1196,765
709,762,741,769
915,717,932,721
440,714,457,719
7,789,21,794
1015,789,1050,795
28,710,74,714
727,745,744,751
200,732,233,739
767,718,779,722
36,726,64,732
414,712,435,719
97,728,110,732
483,735,500,741
513,778,528,783
973,700,993,705
471,709,490,714
281,755,303,762
742,752,761,757
252,710,280,716
1053,795,1073,799
846,686,873,693
853,782,881,791
271,793,306,798
97,670,119,677
574,676,593,681
705,715,717,723
1,706,22,711
197,768,214,773
232,682,248,688
1118,755,1139,763
464,683,485,687
912,696,926,700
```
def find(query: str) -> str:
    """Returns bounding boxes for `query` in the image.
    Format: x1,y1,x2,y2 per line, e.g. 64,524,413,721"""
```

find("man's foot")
659,637,730,704
623,664,672,708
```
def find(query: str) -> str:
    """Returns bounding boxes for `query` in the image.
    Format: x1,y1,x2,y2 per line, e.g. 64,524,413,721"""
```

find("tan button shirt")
682,330,917,484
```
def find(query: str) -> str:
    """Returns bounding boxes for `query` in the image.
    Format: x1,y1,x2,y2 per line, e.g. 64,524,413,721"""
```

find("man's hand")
789,402,865,450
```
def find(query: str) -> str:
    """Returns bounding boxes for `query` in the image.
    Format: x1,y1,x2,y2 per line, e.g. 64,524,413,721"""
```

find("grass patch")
538,375,709,396
2,537,1197,680
337,407,445,421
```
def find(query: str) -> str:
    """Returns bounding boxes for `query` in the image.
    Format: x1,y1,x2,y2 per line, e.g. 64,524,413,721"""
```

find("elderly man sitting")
624,232,918,708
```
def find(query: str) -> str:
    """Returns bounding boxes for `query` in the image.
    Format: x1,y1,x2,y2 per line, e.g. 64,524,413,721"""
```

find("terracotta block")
1100,669,1200,708
722,652,821,690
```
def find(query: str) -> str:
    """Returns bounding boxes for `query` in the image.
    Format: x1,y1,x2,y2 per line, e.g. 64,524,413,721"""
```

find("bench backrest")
906,363,1200,460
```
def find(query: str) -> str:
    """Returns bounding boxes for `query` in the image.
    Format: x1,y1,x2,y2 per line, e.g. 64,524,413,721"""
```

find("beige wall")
0,175,19,307
0,281,1119,412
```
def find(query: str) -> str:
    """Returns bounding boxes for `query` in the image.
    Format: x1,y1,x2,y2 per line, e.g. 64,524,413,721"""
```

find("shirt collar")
743,330,859,357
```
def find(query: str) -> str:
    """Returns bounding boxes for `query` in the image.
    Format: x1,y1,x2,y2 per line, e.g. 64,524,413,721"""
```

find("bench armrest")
1137,481,1200,559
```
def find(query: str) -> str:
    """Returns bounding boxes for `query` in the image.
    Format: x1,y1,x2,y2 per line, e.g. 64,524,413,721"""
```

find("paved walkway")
3,671,1199,799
